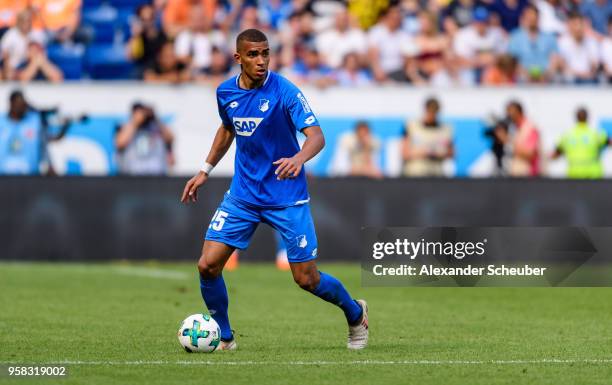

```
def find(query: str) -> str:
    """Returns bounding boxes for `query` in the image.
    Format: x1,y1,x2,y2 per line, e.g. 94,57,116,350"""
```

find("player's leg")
200,195,260,347
262,204,368,348
197,240,235,344
289,260,363,325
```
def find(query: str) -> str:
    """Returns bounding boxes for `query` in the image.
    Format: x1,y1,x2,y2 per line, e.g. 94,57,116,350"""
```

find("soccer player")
181,28,368,350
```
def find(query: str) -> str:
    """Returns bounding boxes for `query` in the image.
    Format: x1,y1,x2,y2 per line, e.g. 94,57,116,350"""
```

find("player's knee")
293,272,319,292
197,258,221,279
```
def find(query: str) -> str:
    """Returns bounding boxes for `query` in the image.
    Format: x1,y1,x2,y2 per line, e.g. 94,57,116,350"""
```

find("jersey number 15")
209,210,229,231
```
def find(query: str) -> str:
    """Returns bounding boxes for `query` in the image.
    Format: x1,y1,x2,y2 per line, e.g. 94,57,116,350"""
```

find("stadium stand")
0,0,611,84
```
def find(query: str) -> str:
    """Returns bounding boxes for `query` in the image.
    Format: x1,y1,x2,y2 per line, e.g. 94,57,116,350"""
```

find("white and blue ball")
177,314,221,353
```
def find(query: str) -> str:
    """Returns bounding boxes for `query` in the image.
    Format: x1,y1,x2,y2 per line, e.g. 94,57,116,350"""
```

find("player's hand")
181,171,208,203
273,156,303,180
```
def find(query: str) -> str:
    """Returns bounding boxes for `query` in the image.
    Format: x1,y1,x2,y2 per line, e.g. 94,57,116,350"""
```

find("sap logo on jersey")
233,117,263,136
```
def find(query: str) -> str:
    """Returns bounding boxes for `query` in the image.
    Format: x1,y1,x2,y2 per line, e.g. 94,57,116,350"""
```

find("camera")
483,114,511,174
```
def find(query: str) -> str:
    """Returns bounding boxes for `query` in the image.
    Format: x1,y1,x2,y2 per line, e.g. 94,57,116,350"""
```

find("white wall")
2,83,611,176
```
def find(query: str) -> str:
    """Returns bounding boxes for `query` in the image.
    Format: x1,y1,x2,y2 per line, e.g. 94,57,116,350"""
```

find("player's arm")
181,124,235,203
274,125,324,180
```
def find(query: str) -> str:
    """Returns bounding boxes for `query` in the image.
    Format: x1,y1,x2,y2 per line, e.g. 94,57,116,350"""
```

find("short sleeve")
557,132,568,153
507,32,520,57
0,30,12,54
547,33,559,53
601,40,612,68
216,89,232,128
453,30,470,58
403,121,411,137
174,31,191,58
598,130,608,147
282,80,320,131
587,39,599,64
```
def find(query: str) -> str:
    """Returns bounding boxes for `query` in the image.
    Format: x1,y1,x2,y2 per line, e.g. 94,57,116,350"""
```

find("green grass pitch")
1,262,611,385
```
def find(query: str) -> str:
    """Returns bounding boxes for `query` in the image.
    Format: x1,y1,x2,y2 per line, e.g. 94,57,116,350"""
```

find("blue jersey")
0,112,43,175
216,71,320,208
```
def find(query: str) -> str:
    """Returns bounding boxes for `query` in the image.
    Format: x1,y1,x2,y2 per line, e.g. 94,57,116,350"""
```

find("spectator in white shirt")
367,5,417,83
558,12,599,84
600,16,612,83
535,0,566,35
406,10,453,86
1,10,46,81
453,7,507,84
316,6,367,69
174,9,226,76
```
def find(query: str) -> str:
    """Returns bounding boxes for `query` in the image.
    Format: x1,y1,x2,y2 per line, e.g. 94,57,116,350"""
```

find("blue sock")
312,271,363,324
199,275,233,340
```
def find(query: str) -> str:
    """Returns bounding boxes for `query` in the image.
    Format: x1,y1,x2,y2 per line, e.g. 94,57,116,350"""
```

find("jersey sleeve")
216,89,232,129
598,130,608,147
557,131,569,153
282,80,320,131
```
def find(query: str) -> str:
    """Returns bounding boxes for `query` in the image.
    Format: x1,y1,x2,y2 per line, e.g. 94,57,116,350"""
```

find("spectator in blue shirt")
508,4,562,82
0,90,68,175
489,0,529,32
288,44,335,88
580,0,612,35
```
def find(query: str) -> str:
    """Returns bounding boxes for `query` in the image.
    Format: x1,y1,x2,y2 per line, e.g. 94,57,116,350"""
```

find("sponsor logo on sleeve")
296,93,311,113
304,115,316,125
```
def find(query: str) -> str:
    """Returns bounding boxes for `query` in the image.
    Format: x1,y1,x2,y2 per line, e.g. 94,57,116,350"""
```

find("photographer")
0,90,70,175
401,97,454,177
0,89,68,175
504,100,541,177
486,101,541,177
484,116,510,176
115,102,175,175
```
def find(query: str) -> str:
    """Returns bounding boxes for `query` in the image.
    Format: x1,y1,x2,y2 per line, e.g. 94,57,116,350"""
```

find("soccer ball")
177,314,221,353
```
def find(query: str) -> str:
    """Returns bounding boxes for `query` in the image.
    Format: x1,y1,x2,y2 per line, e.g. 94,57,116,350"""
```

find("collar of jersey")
235,71,270,90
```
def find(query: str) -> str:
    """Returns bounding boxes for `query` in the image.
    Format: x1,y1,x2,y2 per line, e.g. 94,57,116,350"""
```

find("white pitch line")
2,359,612,366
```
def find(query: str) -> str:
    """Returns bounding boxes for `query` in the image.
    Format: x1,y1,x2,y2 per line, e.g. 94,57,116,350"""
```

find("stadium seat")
82,5,119,44
85,44,136,80
115,7,136,42
109,0,150,8
83,0,103,9
47,44,85,80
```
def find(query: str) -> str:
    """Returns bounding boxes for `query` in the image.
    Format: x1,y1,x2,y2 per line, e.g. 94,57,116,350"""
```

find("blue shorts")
205,194,318,263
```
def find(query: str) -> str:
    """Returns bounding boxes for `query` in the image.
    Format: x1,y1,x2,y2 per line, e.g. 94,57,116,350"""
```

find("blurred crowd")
338,96,610,179
2,0,612,85
1,89,610,179
0,89,175,175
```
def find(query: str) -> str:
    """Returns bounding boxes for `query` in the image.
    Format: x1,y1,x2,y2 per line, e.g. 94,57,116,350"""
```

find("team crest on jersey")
259,99,270,112
233,117,263,136
296,235,308,248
